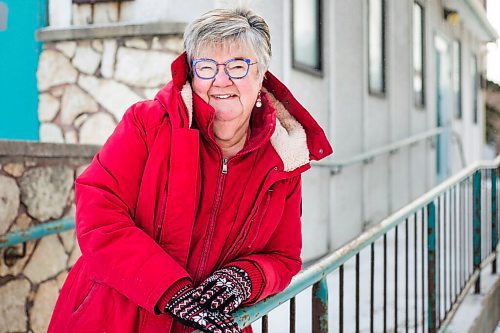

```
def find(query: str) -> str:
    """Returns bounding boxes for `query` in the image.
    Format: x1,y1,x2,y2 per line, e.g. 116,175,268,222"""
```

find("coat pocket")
247,186,273,248
72,281,98,314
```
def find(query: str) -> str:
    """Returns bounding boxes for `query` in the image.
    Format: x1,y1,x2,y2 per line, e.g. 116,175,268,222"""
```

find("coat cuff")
229,261,265,305
156,278,192,313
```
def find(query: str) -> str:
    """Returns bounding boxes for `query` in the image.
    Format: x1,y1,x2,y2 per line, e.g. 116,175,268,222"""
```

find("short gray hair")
184,8,272,77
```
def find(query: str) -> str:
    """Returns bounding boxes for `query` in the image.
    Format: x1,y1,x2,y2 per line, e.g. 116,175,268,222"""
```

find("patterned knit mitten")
194,266,252,315
164,285,241,333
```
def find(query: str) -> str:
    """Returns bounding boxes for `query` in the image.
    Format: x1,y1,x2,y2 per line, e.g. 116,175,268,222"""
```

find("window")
413,2,425,107
471,54,478,123
368,0,386,95
292,0,322,75
452,40,462,119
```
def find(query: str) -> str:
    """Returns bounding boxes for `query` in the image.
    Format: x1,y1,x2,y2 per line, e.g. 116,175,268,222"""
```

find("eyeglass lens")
194,59,249,79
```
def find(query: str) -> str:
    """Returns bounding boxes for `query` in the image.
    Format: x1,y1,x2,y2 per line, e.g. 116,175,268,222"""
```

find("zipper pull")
222,158,228,174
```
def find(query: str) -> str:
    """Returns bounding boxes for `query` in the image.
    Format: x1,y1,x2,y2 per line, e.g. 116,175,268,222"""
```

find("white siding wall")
46,0,490,257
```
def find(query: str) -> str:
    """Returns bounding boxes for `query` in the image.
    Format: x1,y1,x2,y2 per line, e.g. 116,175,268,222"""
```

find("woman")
49,7,332,333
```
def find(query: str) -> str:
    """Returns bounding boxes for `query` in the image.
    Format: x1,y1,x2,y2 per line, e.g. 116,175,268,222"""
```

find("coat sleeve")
230,175,303,304
75,104,191,313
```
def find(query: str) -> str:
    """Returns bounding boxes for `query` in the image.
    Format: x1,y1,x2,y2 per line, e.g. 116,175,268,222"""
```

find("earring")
256,91,262,108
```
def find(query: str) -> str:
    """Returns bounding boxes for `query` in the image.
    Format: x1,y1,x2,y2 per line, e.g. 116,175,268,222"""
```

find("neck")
217,128,250,158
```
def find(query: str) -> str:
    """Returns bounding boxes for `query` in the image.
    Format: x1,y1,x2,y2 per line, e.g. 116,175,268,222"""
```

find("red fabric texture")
48,52,332,333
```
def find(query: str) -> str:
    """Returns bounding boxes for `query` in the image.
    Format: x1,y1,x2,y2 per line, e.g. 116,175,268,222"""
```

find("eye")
196,61,216,71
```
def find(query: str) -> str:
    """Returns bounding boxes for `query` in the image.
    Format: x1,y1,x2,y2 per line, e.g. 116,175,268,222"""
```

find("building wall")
39,0,490,254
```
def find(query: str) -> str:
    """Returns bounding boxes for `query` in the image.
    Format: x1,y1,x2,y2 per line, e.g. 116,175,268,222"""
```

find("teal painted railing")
2,155,498,332
0,218,74,249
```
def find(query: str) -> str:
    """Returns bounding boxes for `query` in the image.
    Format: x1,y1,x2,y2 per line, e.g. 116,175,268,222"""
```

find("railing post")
427,201,437,333
493,168,498,275
312,277,328,333
473,170,482,294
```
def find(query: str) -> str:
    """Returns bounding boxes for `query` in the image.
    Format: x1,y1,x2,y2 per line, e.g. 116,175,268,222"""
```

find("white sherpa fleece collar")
180,83,310,172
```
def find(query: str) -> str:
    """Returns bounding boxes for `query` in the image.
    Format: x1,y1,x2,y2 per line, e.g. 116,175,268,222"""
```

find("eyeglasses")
192,58,258,80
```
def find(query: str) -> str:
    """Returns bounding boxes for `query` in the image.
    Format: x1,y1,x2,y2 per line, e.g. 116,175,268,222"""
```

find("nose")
213,65,233,87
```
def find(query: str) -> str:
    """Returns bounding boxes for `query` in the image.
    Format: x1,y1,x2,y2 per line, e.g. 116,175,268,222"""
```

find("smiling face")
191,43,263,150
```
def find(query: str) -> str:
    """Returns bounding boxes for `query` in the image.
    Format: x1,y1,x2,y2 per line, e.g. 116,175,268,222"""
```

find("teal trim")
0,0,47,140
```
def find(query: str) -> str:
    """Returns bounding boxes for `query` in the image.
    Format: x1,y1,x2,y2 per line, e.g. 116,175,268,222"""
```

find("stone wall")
37,27,184,145
0,141,98,333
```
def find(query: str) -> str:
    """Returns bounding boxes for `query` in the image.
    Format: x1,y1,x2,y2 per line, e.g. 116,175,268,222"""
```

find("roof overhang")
443,0,498,42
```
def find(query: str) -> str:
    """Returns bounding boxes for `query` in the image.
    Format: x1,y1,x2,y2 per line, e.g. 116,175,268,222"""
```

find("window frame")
367,0,386,97
413,1,426,108
291,0,323,76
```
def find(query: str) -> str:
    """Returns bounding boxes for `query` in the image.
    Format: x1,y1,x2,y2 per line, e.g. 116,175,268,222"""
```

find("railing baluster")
473,170,481,294
492,168,497,275
450,190,452,317
438,194,444,327
262,315,268,333
427,201,437,333
339,264,344,333
460,181,465,290
421,206,426,333
370,242,375,333
312,278,328,333
394,225,398,331
405,217,409,333
414,209,418,331
290,297,296,333
383,234,387,333
453,185,458,303
356,253,360,333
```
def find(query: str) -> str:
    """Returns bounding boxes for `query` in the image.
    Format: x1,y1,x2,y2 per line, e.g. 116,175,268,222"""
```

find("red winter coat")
48,53,332,333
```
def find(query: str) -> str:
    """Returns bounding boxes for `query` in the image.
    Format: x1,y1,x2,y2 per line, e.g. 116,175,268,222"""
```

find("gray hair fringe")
183,8,272,78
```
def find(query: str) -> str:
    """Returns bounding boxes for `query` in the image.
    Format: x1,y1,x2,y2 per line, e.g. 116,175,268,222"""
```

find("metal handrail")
233,154,500,331
313,127,466,172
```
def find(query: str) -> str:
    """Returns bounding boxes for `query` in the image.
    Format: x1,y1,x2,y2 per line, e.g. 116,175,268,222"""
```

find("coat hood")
156,52,333,172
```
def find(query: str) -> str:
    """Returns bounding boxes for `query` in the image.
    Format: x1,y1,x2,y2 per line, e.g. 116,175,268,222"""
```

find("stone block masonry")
36,22,185,145
0,141,98,333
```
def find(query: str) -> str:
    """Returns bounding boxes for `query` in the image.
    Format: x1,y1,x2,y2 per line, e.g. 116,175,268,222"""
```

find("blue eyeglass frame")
191,57,258,80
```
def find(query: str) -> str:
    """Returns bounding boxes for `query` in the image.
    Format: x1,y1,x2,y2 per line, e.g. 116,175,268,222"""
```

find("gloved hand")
194,266,252,315
164,285,241,333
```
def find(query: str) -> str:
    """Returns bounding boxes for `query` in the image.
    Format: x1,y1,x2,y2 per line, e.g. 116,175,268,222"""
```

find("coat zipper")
193,157,228,283
248,186,273,248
